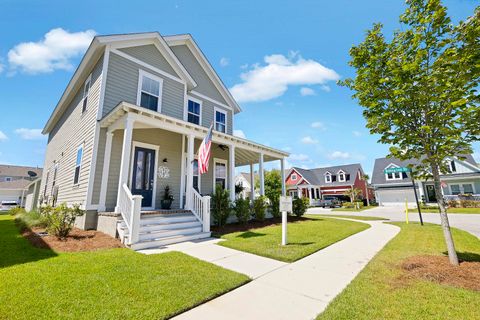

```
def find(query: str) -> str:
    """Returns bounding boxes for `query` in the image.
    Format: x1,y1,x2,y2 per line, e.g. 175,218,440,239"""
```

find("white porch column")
298,187,302,198
280,158,286,196
259,153,265,196
99,130,113,212
186,134,195,210
229,144,236,202
179,135,186,209
249,162,255,202
115,116,134,213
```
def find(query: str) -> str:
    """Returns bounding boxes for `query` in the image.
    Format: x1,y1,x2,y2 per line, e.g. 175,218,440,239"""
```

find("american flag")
198,123,213,174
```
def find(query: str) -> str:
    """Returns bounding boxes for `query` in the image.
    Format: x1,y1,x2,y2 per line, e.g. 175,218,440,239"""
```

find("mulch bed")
211,216,312,236
22,227,124,252
400,255,480,291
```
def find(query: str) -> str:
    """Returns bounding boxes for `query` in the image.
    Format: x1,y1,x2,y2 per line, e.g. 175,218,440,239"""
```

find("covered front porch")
96,102,288,248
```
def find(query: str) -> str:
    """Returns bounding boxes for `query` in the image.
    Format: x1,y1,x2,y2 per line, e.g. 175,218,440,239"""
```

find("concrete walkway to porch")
156,220,400,320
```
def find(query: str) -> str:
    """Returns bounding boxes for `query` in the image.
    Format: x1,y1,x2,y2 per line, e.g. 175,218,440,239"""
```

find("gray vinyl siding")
171,45,228,105
119,45,179,78
189,92,233,135
39,54,104,208
103,52,185,119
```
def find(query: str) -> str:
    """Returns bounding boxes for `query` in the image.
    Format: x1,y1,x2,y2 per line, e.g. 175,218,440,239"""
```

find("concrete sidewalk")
139,238,287,279
172,221,400,320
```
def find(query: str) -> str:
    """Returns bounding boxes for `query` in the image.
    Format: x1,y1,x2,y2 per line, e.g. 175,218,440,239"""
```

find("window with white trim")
448,160,457,173
214,160,227,189
82,74,91,113
385,164,403,181
450,183,474,195
291,173,297,181
214,108,227,133
338,170,346,182
187,99,201,125
137,70,162,111
43,170,49,198
4,177,12,182
51,163,58,195
325,173,332,183
73,145,83,185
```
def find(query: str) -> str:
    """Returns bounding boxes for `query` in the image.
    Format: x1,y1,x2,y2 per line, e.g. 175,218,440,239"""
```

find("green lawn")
218,215,369,262
318,222,480,319
319,214,389,221
332,206,377,212
408,207,480,214
0,214,249,320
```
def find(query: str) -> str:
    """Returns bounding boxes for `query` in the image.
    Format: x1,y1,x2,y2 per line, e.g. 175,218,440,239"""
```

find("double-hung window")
187,99,201,125
137,70,162,111
325,173,332,183
82,74,91,113
73,145,83,185
214,160,227,189
338,171,346,182
5,177,12,182
291,173,297,181
214,108,227,133
51,163,58,195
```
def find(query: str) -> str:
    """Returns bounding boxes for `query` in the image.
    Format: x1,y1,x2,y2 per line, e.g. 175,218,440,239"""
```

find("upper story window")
338,170,346,182
51,163,58,195
137,70,163,112
291,173,297,181
385,164,403,181
82,74,92,113
44,170,49,198
4,177,12,182
448,160,457,173
214,108,227,133
325,172,332,183
73,145,83,185
187,98,202,125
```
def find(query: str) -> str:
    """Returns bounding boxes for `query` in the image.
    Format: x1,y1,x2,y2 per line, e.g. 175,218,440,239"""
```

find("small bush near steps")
234,197,251,224
253,196,267,221
292,197,309,217
41,203,84,239
211,185,231,227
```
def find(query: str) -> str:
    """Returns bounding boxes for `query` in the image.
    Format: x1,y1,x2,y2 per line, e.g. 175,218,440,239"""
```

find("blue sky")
0,0,478,176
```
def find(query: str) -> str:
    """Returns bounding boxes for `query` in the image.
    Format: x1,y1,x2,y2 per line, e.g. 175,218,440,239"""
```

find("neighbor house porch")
96,102,288,249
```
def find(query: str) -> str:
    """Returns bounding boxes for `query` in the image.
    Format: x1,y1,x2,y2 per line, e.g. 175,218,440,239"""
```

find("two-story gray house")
39,32,288,250
372,155,480,206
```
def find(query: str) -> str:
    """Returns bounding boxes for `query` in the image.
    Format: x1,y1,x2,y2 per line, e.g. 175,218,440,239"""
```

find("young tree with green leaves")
341,0,479,265
362,174,370,206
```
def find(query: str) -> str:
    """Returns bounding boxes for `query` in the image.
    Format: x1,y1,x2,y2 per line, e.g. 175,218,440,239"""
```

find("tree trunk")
431,163,459,266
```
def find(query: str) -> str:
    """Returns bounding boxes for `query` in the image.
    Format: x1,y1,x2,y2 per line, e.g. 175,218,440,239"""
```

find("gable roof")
165,34,242,114
289,163,363,187
43,32,199,134
371,155,480,186
0,165,42,179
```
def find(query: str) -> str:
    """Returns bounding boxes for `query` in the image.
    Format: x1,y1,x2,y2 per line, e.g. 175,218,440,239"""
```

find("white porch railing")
118,183,142,245
189,188,211,233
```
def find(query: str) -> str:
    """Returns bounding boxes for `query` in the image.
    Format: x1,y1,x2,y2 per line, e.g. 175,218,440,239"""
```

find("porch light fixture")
218,144,228,151
163,158,168,163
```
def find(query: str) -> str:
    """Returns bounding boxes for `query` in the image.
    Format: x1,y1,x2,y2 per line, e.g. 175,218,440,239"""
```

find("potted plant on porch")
161,185,174,210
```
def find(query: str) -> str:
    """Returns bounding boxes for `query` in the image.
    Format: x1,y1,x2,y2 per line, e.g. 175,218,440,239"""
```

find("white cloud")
15,128,44,140
282,146,292,152
0,62,4,74
233,129,246,139
8,28,96,74
327,151,350,160
0,130,7,141
289,153,310,162
220,57,229,67
300,87,316,96
352,130,362,137
300,136,319,144
311,121,326,130
320,85,331,92
230,52,339,103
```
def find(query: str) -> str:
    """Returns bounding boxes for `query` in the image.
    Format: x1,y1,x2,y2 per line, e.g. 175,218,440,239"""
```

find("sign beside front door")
132,146,156,208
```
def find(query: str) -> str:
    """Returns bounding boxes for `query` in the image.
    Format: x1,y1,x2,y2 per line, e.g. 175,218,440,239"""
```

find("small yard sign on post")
384,167,424,225
279,196,292,246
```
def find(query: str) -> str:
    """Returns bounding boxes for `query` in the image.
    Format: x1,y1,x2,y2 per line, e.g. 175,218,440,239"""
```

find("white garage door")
377,188,416,206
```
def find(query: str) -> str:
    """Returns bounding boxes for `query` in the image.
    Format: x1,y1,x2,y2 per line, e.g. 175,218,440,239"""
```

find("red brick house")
285,164,374,205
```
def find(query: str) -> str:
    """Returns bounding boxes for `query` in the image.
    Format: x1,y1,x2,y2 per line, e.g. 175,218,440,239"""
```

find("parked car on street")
0,200,19,211
319,196,342,208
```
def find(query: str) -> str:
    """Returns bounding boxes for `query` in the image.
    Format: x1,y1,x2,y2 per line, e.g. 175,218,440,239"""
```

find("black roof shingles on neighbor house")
291,164,364,186
371,155,479,186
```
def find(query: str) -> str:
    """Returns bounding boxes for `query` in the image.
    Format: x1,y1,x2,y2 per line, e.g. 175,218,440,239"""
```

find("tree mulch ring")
23,227,124,252
211,216,312,236
400,255,480,291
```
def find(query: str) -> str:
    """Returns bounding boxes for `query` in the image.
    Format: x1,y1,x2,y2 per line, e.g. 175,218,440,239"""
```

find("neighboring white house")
372,155,480,206
235,172,260,200
38,32,288,250
0,165,42,207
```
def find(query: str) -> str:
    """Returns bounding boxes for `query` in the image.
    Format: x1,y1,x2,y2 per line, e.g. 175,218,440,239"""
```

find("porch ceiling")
100,102,289,164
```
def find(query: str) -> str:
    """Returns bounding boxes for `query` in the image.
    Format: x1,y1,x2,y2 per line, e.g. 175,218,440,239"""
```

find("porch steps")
117,211,211,250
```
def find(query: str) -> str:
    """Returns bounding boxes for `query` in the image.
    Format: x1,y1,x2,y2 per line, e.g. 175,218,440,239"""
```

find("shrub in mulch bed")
211,216,314,237
400,255,480,291
22,227,123,252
